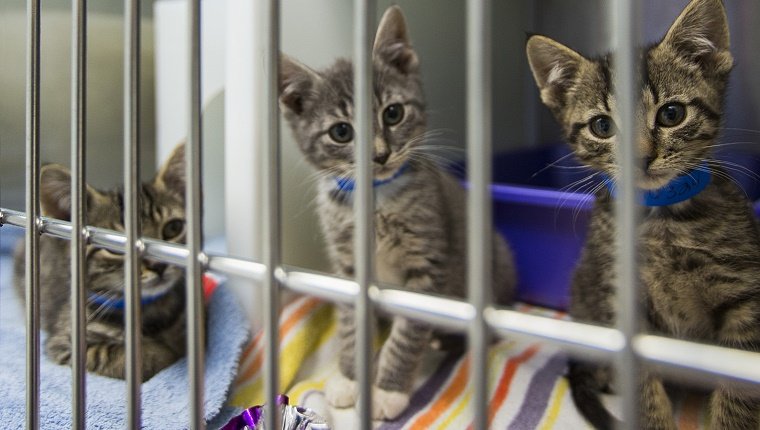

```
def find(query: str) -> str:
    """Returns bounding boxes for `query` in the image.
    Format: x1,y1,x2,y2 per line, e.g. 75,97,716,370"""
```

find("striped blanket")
227,296,711,429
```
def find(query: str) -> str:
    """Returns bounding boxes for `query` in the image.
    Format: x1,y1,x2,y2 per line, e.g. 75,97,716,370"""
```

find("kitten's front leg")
374,315,432,420
640,375,676,430
710,383,760,429
372,265,437,420
46,326,180,381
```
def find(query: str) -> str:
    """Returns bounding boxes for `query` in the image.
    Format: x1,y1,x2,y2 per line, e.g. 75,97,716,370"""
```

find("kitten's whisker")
684,160,752,198
703,141,760,150
718,127,760,135
531,152,577,178
573,182,604,229
703,159,760,182
553,172,600,223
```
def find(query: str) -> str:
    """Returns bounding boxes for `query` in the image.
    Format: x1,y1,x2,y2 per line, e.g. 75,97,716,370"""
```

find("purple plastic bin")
487,144,760,311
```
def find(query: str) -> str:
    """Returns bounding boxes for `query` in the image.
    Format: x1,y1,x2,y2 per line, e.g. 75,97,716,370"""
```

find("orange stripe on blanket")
236,297,323,382
409,357,471,430
487,344,540,426
242,331,264,358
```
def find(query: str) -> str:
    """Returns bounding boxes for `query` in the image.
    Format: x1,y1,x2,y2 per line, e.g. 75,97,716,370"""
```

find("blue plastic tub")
487,144,760,311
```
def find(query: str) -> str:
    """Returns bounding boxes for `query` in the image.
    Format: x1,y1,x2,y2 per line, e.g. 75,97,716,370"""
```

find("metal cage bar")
353,0,376,427
466,0,492,428
70,0,88,426
124,0,143,426
3,208,760,385
23,0,41,427
611,1,640,428
5,2,760,428
186,0,206,427
261,0,282,428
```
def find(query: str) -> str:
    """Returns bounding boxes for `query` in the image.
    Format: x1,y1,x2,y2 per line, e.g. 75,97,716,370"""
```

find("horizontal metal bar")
207,255,265,281
485,308,625,359
89,226,127,252
635,335,760,385
1,210,189,267
278,265,357,304
371,286,473,332
4,205,760,387
144,238,188,267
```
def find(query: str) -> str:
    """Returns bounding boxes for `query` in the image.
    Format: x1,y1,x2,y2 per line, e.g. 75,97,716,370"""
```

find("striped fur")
13,145,188,381
280,6,516,421
527,1,760,428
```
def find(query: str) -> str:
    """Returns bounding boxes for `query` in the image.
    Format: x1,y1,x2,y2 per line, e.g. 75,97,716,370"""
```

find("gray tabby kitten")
527,0,760,429
14,145,188,381
280,6,516,421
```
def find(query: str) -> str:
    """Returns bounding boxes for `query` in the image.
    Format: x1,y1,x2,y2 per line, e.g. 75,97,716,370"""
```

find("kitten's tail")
567,360,621,430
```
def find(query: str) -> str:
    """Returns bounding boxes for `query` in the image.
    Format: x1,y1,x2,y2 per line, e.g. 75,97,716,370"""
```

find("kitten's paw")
325,373,357,408
372,387,409,421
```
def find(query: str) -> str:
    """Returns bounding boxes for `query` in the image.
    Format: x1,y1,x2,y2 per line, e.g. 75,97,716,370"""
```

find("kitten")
527,0,760,428
280,6,516,421
13,145,188,381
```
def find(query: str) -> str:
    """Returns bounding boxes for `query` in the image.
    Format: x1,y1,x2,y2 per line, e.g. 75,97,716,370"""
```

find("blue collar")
333,162,410,193
88,290,169,311
605,163,711,207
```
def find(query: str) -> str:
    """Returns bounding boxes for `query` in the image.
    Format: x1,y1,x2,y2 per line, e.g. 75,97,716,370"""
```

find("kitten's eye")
328,122,354,143
382,103,405,126
589,115,616,139
656,103,686,127
162,218,185,240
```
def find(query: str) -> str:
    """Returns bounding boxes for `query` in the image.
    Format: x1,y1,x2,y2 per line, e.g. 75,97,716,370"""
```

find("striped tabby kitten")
527,0,760,428
14,145,188,381
280,6,516,420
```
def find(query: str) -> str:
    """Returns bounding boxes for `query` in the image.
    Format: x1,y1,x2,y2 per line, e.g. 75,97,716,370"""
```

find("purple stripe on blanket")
507,353,567,430
377,351,462,430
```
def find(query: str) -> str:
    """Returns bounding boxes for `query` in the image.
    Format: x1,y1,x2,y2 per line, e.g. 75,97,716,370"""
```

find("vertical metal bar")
187,0,205,428
70,0,88,426
262,0,281,428
353,0,375,428
124,0,143,426
466,0,492,429
611,1,640,429
24,0,41,427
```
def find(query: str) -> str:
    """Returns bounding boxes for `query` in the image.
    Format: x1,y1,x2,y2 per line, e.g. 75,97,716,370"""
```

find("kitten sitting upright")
527,0,760,428
280,6,516,421
14,145,188,381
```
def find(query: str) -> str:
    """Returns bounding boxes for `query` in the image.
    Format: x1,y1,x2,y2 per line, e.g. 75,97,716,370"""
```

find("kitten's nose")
373,151,391,165
373,138,391,165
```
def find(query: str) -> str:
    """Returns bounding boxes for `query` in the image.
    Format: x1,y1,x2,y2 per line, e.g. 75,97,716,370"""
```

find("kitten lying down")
280,5,517,421
14,145,189,381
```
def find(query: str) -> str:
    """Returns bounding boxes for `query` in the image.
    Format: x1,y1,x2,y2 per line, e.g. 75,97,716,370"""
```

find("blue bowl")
486,144,760,310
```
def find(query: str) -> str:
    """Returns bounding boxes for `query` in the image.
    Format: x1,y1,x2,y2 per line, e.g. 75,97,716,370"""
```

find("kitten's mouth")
141,273,177,297
638,168,676,190
374,162,406,180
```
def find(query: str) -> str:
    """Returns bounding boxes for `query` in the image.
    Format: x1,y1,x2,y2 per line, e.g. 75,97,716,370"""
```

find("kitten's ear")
279,54,322,116
526,35,587,111
40,164,105,221
659,0,732,74
154,143,186,197
373,6,419,74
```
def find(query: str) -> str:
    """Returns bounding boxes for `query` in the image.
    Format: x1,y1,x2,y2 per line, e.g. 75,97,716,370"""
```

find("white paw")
325,373,357,408
372,387,410,421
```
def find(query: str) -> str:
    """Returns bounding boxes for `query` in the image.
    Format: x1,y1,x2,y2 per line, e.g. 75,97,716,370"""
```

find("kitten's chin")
141,274,178,297
374,162,406,180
